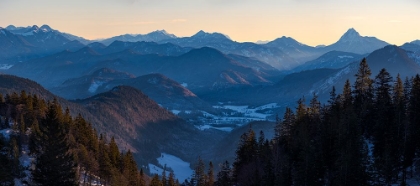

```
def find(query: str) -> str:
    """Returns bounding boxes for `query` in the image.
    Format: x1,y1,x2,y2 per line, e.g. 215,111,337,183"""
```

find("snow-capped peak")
40,25,53,32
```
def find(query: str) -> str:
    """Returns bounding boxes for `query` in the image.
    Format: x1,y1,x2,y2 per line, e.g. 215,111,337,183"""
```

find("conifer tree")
168,171,176,186
371,68,399,184
353,58,374,137
215,161,232,186
207,162,214,186
150,174,163,186
32,100,77,186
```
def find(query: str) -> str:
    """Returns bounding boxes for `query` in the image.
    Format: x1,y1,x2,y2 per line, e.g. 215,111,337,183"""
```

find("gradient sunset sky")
1,0,419,46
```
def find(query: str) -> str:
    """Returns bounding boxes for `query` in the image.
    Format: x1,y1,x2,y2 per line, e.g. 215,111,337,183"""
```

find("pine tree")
215,161,232,186
353,58,374,137
32,100,77,186
233,129,259,185
150,174,163,186
168,171,176,186
192,157,206,186
371,68,399,184
207,162,214,186
162,164,167,186
408,75,420,177
334,79,370,185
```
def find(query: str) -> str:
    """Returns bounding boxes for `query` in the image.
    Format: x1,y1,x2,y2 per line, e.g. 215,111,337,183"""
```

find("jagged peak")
339,28,361,41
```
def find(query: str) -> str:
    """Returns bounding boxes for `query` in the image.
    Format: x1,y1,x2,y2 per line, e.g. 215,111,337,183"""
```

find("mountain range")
1,25,399,70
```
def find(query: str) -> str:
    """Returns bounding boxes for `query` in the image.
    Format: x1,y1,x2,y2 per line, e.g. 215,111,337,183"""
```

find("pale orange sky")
1,0,419,46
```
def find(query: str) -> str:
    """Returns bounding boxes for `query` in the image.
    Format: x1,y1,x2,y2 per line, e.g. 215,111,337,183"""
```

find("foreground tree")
32,100,77,186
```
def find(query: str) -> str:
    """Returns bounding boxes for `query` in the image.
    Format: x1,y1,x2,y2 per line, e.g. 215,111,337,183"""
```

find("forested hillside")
0,92,145,185
213,59,420,185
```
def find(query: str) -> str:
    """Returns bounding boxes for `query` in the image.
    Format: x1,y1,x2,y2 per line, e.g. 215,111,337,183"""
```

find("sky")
1,0,419,46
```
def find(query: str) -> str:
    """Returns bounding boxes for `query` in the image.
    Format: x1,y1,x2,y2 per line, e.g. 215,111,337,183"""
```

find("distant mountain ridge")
6,24,90,44
265,28,389,66
100,30,177,46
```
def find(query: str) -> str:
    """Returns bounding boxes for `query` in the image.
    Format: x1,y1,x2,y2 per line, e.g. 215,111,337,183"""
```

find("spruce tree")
353,58,374,137
207,162,214,186
215,161,232,186
32,100,77,186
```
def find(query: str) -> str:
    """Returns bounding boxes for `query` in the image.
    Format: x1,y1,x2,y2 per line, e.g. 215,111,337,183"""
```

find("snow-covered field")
149,153,193,182
171,103,279,132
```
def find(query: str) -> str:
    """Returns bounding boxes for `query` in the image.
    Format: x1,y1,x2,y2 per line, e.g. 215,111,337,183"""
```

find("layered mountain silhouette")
8,46,277,93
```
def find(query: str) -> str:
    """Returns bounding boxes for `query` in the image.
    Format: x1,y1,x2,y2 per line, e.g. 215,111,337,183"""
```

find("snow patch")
195,125,233,132
181,83,188,87
88,81,105,93
157,153,193,182
171,110,181,115
338,55,354,59
149,153,193,182
0,64,13,70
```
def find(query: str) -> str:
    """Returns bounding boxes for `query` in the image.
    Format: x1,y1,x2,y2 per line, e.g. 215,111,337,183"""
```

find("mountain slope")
291,51,364,72
73,86,222,165
0,74,101,126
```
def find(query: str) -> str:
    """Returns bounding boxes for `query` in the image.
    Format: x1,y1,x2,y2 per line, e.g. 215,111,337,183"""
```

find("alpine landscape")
1,0,420,185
